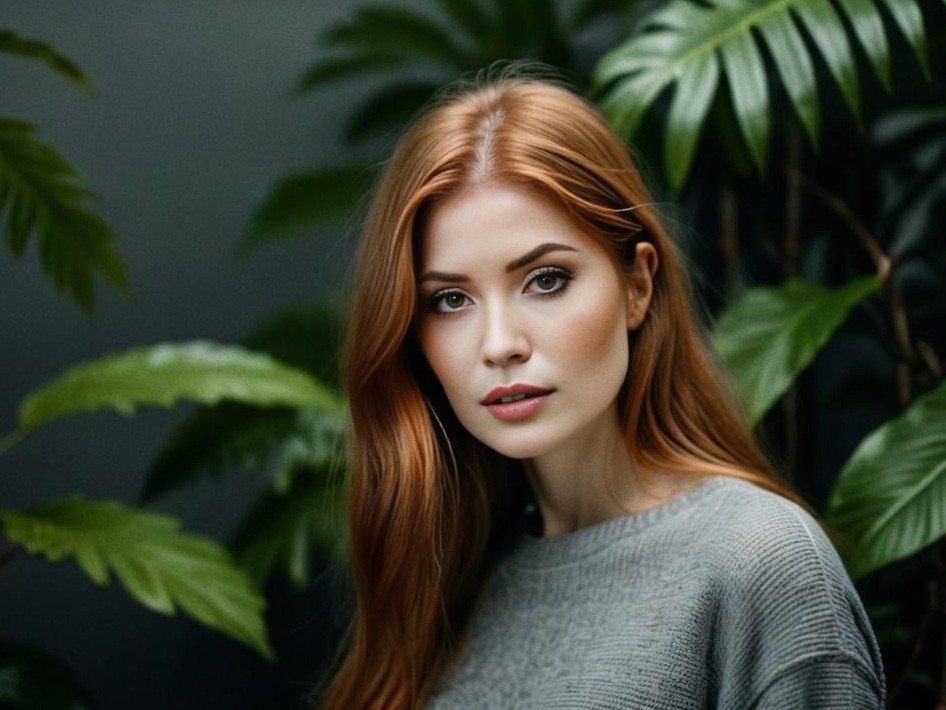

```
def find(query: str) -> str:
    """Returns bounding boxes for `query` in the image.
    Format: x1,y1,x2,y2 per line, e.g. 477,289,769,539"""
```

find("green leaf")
0,641,95,710
432,0,496,45
0,117,130,316
345,81,442,144
567,0,643,32
825,379,946,581
712,275,882,427
238,164,376,254
231,470,348,591
591,0,934,188
877,0,929,79
289,53,410,96
0,30,92,92
321,4,472,69
0,498,276,661
241,301,346,389
17,340,341,430
836,0,890,91
141,304,348,502
665,51,720,192
141,404,300,502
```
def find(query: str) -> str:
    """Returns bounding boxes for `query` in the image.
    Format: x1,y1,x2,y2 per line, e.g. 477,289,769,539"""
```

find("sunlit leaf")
17,340,340,429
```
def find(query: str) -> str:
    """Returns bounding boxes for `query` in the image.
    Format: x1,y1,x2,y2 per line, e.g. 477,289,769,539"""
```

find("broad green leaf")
591,0,935,188
826,379,946,580
0,641,95,709
712,275,882,427
238,164,376,254
231,471,348,590
141,304,347,502
0,498,276,661
0,117,129,316
17,340,341,429
0,30,92,92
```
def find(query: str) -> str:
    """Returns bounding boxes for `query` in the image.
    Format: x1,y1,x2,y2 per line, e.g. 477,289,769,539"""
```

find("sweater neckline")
500,475,732,570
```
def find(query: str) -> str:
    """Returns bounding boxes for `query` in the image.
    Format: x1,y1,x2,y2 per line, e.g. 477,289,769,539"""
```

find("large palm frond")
590,0,937,192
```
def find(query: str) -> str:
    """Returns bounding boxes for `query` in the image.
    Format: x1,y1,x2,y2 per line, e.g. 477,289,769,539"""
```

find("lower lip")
485,392,553,421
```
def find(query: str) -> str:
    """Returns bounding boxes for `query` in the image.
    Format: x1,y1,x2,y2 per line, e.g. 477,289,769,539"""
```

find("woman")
317,62,886,709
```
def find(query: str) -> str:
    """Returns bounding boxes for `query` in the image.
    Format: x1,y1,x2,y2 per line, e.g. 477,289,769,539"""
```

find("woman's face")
413,180,655,460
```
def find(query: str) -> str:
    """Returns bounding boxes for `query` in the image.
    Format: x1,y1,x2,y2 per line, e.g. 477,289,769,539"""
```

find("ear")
625,242,659,331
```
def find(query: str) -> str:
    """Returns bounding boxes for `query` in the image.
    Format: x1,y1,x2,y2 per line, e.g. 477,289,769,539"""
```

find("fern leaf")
0,497,276,661
0,117,129,315
0,30,92,92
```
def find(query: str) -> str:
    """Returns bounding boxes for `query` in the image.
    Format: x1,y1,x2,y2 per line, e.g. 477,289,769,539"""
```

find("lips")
481,383,555,405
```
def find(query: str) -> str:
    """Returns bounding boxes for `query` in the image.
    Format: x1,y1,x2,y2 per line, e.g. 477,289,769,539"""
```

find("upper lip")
481,383,554,405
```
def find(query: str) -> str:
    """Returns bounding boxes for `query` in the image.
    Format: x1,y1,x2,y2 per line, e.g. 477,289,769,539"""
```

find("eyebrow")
418,242,578,284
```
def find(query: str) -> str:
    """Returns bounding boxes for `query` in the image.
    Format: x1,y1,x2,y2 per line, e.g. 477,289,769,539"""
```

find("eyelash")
426,266,575,316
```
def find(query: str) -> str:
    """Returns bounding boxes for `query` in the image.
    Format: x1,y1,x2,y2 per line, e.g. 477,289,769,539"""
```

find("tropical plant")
0,31,343,708
0,30,129,316
220,0,945,705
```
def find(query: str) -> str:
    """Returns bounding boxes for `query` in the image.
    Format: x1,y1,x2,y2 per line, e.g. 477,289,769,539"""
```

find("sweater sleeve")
712,495,886,709
749,653,884,709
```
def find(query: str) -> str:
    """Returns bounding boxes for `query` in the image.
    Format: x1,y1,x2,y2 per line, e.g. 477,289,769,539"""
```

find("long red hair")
317,63,818,710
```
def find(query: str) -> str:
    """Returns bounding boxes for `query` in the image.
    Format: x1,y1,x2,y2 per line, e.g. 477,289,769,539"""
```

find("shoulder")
704,477,839,577
703,477,887,706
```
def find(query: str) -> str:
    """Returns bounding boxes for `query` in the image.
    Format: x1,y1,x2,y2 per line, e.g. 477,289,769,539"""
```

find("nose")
480,297,531,366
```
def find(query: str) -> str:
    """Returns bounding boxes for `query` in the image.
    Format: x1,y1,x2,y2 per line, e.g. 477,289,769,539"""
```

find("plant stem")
781,166,916,406
780,128,802,482
717,179,741,298
0,429,28,457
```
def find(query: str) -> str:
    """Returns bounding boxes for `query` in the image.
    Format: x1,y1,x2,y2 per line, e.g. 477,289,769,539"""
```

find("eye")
426,266,574,316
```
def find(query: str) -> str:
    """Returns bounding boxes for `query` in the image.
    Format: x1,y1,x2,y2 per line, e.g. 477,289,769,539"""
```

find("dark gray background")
0,2,383,708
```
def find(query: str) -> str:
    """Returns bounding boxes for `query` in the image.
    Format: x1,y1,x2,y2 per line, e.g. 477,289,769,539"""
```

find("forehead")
417,181,590,265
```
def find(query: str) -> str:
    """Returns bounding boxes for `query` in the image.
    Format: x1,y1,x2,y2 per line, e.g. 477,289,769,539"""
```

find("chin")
474,428,561,461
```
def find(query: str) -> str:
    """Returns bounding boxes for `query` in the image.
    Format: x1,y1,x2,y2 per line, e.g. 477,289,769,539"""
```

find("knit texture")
423,476,886,709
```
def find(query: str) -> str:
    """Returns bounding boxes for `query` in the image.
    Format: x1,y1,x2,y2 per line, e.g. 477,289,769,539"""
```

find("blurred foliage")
2,0,945,707
0,31,128,316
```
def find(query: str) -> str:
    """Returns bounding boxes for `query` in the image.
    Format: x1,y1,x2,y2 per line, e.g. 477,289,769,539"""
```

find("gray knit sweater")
423,475,886,709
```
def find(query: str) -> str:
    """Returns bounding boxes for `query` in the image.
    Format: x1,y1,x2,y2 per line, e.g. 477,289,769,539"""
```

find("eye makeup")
426,265,575,316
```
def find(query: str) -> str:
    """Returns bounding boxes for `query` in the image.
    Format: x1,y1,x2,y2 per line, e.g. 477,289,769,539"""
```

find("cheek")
554,297,628,373
417,321,465,394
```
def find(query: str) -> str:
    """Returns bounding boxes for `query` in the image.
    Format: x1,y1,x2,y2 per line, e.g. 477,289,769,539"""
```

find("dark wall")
0,2,381,707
